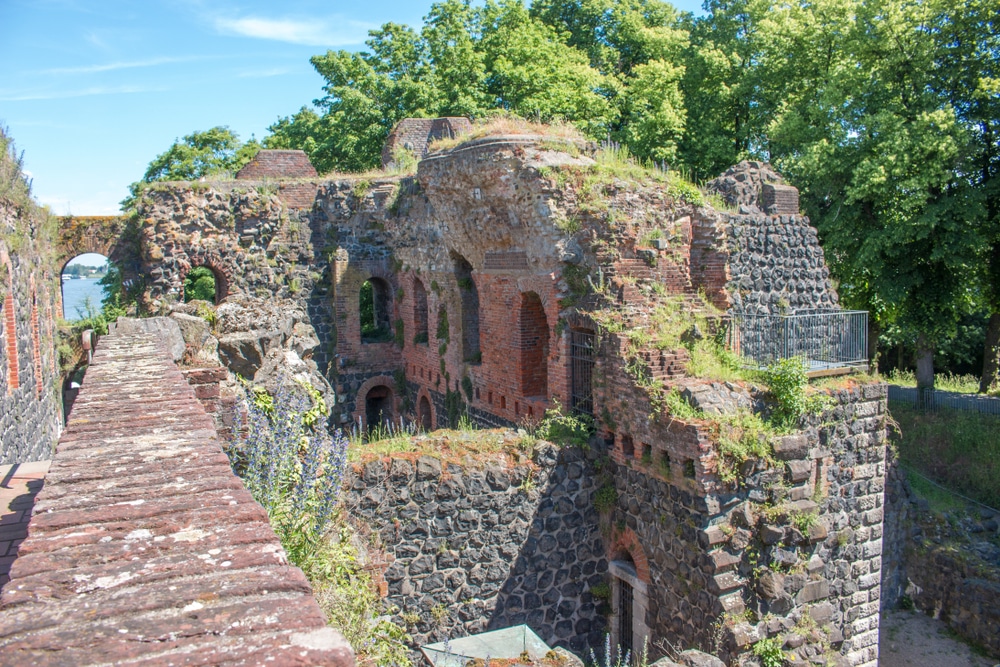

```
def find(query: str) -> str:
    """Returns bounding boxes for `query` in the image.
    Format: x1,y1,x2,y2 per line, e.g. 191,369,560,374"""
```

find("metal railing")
728,310,869,371
888,385,1000,416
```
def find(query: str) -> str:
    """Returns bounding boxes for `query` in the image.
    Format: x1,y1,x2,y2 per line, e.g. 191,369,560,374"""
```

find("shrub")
228,380,346,566
536,400,593,448
751,637,786,667
760,357,808,429
227,381,411,666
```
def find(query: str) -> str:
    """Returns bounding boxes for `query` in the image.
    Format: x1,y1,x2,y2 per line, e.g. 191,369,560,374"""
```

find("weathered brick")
0,331,353,667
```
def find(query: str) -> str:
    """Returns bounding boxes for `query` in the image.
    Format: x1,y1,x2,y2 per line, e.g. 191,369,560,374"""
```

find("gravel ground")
879,610,998,667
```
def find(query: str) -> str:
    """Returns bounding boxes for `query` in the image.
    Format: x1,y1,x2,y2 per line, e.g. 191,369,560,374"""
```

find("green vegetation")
751,637,786,667
892,406,1000,508
886,370,999,396
183,266,216,303
532,401,593,448
122,126,259,210
228,383,411,666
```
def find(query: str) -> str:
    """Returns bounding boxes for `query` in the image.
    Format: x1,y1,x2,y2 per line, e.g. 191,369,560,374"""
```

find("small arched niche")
360,277,393,343
417,394,433,431
365,384,394,430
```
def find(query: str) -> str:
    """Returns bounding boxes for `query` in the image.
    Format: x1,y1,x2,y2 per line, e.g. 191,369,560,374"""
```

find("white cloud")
0,85,166,102
214,15,373,46
237,67,291,78
41,56,204,75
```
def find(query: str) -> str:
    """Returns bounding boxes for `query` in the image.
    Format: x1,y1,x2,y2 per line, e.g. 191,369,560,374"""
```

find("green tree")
925,0,1000,391
122,127,259,211
480,0,613,133
769,0,982,388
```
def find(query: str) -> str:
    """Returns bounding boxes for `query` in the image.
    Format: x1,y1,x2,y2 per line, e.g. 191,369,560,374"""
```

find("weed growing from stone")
751,636,785,667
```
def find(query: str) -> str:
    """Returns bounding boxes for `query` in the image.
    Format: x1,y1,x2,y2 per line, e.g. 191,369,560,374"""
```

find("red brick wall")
518,292,549,398
689,212,731,311
3,256,17,394
235,150,317,179
397,269,566,425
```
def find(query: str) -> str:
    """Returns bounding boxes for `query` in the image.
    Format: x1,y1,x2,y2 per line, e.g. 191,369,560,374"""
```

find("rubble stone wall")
343,445,608,656
610,385,888,667
1,211,62,464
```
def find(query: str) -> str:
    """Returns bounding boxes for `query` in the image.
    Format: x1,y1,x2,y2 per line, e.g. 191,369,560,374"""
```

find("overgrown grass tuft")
886,369,998,396
892,406,1000,508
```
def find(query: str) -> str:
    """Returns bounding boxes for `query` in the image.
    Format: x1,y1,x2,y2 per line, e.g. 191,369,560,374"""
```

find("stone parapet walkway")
0,460,49,592
0,330,354,666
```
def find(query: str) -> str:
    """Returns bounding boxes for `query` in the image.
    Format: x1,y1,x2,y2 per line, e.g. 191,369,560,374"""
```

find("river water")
61,278,105,321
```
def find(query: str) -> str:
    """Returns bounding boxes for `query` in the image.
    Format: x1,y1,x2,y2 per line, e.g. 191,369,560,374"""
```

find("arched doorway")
361,277,393,343
60,253,111,320
365,384,394,430
417,394,433,431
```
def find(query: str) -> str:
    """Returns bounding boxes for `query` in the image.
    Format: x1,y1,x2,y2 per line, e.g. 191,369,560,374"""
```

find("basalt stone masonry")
610,385,888,666
343,443,609,656
0,329,354,666
1,136,63,465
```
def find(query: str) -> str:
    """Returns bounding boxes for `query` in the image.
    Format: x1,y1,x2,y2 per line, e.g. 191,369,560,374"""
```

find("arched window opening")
569,327,596,416
418,395,433,431
519,291,549,398
413,279,429,345
60,253,112,320
451,252,480,363
365,385,394,431
360,278,393,343
184,266,218,303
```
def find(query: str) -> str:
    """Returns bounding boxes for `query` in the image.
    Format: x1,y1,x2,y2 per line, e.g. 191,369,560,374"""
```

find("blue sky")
1,0,703,215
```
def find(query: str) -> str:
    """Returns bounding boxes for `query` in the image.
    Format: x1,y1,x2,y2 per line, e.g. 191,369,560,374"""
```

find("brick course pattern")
381,117,473,168
0,330,354,667
236,150,317,180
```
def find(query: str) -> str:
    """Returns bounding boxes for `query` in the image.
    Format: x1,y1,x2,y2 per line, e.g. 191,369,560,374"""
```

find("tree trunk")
980,312,1000,393
915,335,935,389
868,318,880,372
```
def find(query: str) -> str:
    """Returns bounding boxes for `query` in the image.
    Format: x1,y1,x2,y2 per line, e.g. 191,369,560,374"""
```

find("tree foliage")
122,127,259,210
128,0,998,388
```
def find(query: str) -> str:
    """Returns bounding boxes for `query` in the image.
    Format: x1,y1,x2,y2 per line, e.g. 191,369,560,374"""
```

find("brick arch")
179,254,233,304
2,247,18,395
415,386,437,431
563,310,599,333
351,375,400,430
609,526,651,585
55,215,128,270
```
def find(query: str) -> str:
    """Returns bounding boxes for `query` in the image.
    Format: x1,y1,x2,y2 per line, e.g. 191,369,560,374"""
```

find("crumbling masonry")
46,126,890,666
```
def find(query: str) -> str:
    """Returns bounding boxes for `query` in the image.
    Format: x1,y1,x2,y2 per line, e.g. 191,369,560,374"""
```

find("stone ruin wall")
0,203,63,464
344,443,609,657
133,136,890,665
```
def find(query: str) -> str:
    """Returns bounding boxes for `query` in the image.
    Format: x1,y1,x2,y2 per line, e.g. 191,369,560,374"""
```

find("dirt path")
879,610,997,667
